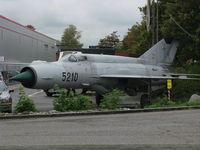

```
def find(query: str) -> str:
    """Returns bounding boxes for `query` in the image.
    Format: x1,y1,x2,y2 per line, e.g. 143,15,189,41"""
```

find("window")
78,56,87,61
68,55,77,62
44,44,48,50
0,81,7,92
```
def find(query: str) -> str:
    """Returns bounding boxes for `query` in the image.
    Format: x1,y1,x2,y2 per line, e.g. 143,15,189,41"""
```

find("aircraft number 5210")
62,72,78,82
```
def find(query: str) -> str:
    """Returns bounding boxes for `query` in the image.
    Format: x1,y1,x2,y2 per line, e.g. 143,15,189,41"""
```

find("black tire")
81,88,87,95
3,104,12,113
140,94,150,108
45,91,53,97
7,106,12,113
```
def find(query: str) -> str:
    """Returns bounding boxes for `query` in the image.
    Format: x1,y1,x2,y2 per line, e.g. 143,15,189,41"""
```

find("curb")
1,106,200,120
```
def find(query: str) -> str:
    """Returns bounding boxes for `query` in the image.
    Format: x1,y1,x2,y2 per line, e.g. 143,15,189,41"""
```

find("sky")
0,0,146,47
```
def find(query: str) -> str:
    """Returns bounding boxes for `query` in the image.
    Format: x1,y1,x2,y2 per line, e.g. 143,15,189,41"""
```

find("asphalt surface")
10,84,54,112
0,110,200,149
9,84,140,112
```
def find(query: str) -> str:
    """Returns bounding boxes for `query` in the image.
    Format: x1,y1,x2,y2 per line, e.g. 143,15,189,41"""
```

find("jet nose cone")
10,70,34,83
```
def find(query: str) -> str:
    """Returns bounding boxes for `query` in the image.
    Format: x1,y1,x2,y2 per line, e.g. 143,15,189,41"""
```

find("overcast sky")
0,0,146,47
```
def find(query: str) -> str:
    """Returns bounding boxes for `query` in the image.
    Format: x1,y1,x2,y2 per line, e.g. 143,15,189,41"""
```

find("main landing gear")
95,93,103,106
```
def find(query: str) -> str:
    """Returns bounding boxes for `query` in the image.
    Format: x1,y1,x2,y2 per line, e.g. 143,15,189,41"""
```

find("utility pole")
152,0,155,46
146,0,159,44
156,0,159,43
146,0,151,31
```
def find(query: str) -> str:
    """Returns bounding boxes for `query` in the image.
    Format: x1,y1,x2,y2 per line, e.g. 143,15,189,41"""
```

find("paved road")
0,110,200,149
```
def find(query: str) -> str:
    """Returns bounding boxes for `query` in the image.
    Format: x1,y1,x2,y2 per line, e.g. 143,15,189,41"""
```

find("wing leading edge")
100,74,200,80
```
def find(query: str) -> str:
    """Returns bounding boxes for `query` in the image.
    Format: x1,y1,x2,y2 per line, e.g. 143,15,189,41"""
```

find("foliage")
171,63,200,74
182,101,200,107
121,1,200,102
61,24,83,49
99,89,124,109
26,25,36,31
122,21,152,55
145,95,200,108
153,96,176,107
98,31,120,48
15,86,37,113
114,42,125,52
53,86,92,112
122,0,200,63
148,64,200,103
170,64,200,102
160,0,200,64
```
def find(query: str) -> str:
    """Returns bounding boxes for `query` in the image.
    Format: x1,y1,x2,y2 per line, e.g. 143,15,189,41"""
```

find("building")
61,47,115,55
0,15,59,79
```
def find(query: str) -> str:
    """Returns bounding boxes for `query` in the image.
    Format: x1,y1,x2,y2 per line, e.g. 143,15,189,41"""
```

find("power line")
169,14,193,38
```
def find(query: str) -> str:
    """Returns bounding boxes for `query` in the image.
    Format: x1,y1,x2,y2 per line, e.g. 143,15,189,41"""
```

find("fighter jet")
11,39,199,107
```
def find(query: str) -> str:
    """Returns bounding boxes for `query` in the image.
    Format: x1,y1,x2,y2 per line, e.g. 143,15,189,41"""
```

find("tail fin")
139,39,179,65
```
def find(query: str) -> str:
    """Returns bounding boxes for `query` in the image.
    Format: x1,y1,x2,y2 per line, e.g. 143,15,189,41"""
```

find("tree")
122,0,200,64
61,25,83,49
121,0,200,101
160,0,200,64
26,25,36,31
98,31,120,48
122,21,152,55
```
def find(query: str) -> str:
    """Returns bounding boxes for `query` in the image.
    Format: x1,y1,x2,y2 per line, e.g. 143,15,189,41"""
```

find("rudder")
139,39,179,65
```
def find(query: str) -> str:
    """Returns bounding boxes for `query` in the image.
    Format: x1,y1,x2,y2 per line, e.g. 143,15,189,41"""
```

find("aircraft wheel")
45,91,53,97
7,105,12,113
81,88,87,95
95,93,103,106
5,105,12,113
140,94,149,108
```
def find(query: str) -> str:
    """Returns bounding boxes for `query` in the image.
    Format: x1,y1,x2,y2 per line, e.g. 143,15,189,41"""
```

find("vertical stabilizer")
139,39,179,65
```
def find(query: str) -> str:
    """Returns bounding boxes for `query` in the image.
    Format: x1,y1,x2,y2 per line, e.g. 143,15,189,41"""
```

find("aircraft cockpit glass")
61,54,87,62
77,56,87,61
60,55,69,62
68,55,77,62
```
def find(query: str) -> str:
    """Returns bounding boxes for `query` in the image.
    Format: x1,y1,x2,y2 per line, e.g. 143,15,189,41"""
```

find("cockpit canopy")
60,52,87,62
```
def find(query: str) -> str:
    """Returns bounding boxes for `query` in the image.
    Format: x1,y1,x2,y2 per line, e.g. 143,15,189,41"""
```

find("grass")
145,100,200,108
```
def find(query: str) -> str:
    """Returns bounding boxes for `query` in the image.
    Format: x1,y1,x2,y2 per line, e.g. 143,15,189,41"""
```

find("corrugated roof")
0,15,57,41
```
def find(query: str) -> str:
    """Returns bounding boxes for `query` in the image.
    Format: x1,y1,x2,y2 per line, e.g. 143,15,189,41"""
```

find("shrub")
99,89,124,109
75,94,93,110
180,101,200,106
53,87,92,112
145,96,176,108
53,88,68,112
15,86,37,113
172,80,200,102
160,96,170,106
170,64,200,102
145,95,200,108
